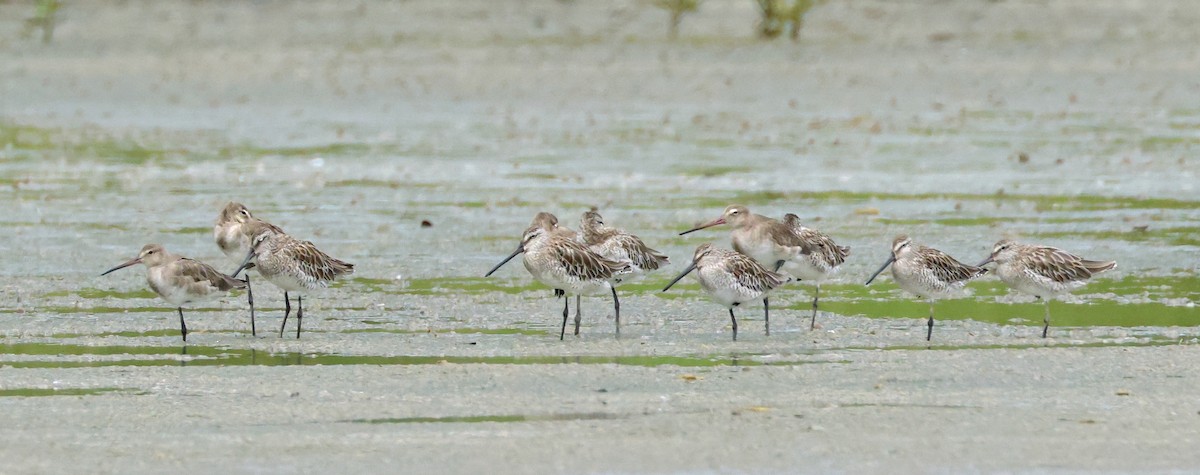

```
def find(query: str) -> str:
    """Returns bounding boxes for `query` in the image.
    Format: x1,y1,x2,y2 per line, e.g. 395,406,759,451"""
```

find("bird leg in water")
177,307,188,342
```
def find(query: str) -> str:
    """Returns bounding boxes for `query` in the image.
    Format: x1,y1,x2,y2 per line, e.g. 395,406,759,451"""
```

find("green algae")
0,342,798,369
0,387,141,397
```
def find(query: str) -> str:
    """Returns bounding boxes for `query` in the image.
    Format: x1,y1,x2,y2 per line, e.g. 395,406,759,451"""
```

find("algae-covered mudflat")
2,0,1199,473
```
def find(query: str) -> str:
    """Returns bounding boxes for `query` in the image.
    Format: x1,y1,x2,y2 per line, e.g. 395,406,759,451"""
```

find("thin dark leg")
729,308,739,341
810,284,820,330
1042,298,1050,338
246,274,256,337
177,307,188,342
573,295,582,337
611,287,621,337
926,300,935,342
279,292,291,338
762,297,770,336
295,295,303,339
560,296,569,341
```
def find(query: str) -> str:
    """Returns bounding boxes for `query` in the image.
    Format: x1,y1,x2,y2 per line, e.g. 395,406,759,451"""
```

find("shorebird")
781,213,850,330
579,210,670,282
865,235,986,341
485,215,630,340
233,222,354,339
213,202,284,336
101,244,246,342
683,205,838,332
978,240,1116,338
486,212,591,334
662,243,790,341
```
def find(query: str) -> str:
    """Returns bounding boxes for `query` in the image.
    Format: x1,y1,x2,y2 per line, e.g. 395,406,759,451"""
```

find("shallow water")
3,1,1200,472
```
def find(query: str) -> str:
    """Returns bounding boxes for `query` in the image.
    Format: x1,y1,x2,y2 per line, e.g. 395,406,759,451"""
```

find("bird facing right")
978,239,1116,338
865,235,986,341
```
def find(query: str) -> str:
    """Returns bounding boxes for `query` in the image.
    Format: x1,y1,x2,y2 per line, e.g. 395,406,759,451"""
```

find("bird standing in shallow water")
578,210,670,333
683,205,839,334
579,210,670,280
978,240,1116,338
486,212,590,335
865,235,986,341
213,202,284,336
234,223,354,339
663,243,791,341
102,244,246,342
485,214,630,340
781,213,850,330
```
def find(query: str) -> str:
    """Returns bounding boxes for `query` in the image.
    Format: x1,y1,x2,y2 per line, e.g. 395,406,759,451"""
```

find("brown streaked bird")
485,215,630,340
781,213,850,330
101,244,246,342
865,235,986,341
978,239,1116,338
233,223,354,339
579,210,670,281
662,243,791,341
213,202,284,336
680,205,799,333
486,212,588,335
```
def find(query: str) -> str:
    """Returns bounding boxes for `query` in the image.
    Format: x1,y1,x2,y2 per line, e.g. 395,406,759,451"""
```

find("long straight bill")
864,255,896,286
678,217,725,236
662,261,698,292
101,257,141,276
484,246,523,277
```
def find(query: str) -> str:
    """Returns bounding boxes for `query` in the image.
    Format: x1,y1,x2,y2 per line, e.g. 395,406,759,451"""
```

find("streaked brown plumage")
662,243,791,341
865,235,986,341
234,222,354,339
781,213,850,330
679,205,797,330
979,239,1116,338
579,210,670,277
213,202,284,336
101,244,246,342
485,212,630,340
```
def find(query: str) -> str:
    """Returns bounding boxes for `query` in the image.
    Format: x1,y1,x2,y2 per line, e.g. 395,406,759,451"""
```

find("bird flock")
486,204,1116,342
102,202,354,342
100,202,1116,343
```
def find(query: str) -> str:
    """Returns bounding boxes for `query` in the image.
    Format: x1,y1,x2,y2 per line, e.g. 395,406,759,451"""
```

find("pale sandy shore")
2,1,1199,473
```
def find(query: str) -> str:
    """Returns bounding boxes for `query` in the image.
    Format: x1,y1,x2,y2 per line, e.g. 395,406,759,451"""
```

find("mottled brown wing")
555,238,629,280
282,238,355,282
919,247,985,283
177,258,247,291
1024,246,1106,283
580,225,617,246
611,233,670,270
726,252,788,292
796,227,850,266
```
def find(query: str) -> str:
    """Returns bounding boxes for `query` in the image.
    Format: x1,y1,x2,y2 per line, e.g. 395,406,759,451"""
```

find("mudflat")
1,1,1198,473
